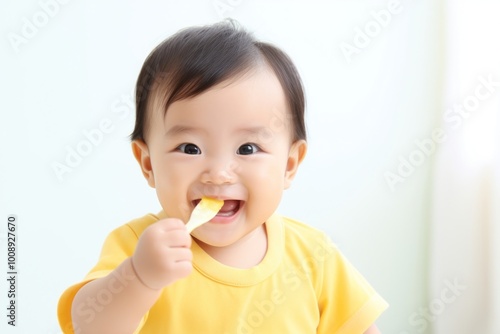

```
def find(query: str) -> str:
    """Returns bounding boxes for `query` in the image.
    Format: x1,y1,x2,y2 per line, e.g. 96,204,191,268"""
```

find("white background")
1,0,443,333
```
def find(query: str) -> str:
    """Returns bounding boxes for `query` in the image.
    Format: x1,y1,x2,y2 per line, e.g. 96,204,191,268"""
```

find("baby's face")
136,67,305,247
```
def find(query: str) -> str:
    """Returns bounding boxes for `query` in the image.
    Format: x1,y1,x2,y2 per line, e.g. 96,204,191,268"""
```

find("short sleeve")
317,238,388,334
57,224,145,334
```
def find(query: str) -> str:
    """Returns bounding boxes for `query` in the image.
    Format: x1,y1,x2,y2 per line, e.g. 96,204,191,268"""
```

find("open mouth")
192,199,242,218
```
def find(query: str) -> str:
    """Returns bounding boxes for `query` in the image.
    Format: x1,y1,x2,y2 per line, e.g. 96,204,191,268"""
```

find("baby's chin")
191,230,247,248
191,221,266,248
192,237,232,249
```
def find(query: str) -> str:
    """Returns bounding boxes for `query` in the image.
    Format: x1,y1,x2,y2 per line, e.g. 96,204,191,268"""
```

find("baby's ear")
131,140,155,188
284,139,307,189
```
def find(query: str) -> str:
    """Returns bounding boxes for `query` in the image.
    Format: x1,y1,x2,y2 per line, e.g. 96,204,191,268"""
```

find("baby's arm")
71,218,193,334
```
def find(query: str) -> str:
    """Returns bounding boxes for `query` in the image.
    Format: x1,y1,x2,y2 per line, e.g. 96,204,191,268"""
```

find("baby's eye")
237,143,260,155
177,143,201,155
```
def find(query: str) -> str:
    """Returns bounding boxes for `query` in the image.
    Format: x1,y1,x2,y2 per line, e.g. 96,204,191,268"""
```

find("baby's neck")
195,225,268,269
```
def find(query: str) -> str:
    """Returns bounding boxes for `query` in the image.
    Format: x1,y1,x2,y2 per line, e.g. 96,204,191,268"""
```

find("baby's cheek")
262,163,287,184
155,175,190,218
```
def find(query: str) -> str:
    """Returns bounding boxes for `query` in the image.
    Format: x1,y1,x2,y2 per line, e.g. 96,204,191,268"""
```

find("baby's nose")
200,159,238,185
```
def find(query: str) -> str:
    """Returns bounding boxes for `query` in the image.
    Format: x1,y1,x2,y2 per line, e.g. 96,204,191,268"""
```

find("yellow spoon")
185,196,224,233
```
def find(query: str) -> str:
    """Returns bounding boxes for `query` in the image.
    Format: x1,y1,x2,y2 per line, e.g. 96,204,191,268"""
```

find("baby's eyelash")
176,143,202,155
173,143,263,155
237,143,261,155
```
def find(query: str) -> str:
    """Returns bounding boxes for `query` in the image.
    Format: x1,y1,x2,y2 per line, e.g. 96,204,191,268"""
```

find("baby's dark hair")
131,20,306,142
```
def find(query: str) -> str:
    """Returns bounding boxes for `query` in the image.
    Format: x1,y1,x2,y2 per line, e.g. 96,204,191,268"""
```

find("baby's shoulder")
280,215,329,240
277,215,337,256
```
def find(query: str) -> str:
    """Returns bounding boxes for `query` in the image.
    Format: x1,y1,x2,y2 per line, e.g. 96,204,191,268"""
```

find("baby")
58,21,388,333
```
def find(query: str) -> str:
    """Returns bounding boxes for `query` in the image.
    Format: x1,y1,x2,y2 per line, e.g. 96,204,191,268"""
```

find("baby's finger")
162,229,192,248
155,218,186,231
169,248,193,263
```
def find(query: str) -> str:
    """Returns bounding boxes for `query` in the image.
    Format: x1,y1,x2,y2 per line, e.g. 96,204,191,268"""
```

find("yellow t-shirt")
58,212,388,333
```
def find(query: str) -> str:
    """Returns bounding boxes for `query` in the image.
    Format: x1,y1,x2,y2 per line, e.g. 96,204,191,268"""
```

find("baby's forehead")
132,22,306,143
146,71,294,139
150,65,285,113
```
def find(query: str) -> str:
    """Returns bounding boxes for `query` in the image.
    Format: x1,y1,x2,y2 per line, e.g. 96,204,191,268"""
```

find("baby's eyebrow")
165,125,203,137
237,126,268,135
164,125,269,138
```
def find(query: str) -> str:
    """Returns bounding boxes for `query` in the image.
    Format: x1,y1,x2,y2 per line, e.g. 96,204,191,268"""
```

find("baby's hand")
131,218,192,290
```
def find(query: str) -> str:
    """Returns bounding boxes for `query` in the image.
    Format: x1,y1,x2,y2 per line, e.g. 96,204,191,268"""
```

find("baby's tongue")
218,200,239,213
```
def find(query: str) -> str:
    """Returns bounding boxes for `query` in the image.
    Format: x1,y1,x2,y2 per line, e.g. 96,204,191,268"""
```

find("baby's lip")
191,198,242,207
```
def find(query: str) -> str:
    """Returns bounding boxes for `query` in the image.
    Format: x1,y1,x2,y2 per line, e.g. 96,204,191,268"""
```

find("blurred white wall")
429,1,500,333
0,0,444,333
